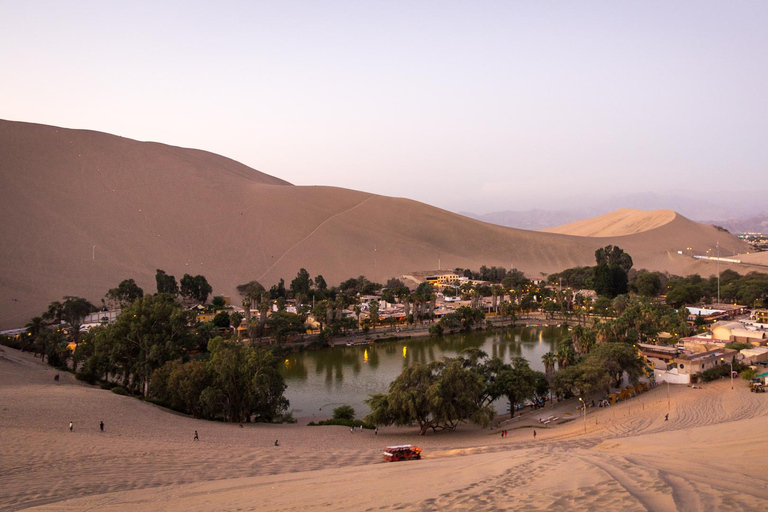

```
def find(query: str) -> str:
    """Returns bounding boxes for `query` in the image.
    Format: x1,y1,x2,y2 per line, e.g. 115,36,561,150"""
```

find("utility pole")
717,241,721,304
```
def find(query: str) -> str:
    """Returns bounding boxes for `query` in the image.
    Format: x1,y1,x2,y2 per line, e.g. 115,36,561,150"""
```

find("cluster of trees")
149,337,288,422
155,270,212,304
77,294,195,393
430,305,486,335
548,245,768,309
664,270,768,307
12,296,99,368
547,246,633,299
235,270,387,342
365,349,547,435
541,296,685,399
8,273,292,424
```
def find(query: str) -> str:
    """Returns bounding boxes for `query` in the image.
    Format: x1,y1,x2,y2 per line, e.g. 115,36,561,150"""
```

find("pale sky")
2,1,767,214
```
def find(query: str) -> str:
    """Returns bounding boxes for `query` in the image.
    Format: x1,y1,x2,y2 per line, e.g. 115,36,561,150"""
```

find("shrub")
111,386,128,396
332,405,355,421
75,369,98,384
272,411,296,424
741,368,757,381
0,335,24,350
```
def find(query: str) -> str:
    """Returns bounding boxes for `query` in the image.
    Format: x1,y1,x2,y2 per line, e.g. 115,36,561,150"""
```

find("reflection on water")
281,326,569,417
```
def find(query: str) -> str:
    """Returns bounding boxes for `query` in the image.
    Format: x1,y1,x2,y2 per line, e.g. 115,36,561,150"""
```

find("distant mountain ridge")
696,214,768,234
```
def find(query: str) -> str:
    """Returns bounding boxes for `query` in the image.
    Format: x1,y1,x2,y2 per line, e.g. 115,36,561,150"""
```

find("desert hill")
542,208,678,237
2,346,768,510
0,120,754,328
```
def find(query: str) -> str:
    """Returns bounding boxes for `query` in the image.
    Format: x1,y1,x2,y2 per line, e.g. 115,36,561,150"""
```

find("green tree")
290,268,313,298
24,316,45,355
230,311,243,339
105,279,144,308
333,405,356,421
59,296,96,352
213,310,231,329
594,246,633,298
541,351,557,380
155,269,179,296
631,271,663,297
204,337,289,422
265,311,305,343
180,274,213,304
368,300,380,331
85,294,193,395
365,359,494,435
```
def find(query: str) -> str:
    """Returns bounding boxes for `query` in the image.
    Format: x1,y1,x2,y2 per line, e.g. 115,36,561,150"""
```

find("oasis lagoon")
281,325,569,418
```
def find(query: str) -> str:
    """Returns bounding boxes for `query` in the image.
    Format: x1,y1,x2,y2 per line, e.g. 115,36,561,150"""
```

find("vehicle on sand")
383,445,422,462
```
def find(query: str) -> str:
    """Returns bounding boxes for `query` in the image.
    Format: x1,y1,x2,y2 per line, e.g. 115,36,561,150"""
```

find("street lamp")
721,357,733,389
578,397,586,434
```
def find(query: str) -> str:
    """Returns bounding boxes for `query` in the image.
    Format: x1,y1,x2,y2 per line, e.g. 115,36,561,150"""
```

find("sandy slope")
0,120,755,328
2,346,767,511
542,208,678,237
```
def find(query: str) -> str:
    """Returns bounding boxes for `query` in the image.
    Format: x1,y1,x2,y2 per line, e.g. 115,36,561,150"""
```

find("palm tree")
369,300,380,331
428,292,437,322
541,351,557,380
556,345,576,370
242,297,252,341
230,312,243,340
353,303,362,330
25,316,45,355
43,301,63,325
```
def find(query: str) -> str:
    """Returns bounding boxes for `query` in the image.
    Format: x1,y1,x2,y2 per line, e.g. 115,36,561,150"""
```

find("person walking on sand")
274,440,279,446
194,430,199,441
100,421,104,432
69,421,73,432
533,430,537,440
375,427,378,435
665,413,669,421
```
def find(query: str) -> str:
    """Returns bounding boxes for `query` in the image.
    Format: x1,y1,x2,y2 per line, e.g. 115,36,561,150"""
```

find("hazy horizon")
2,1,767,215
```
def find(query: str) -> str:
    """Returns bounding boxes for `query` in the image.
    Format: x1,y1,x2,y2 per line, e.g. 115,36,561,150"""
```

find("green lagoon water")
281,325,569,418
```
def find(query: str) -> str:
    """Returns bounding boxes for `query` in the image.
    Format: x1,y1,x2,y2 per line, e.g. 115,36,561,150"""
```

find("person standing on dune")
69,421,73,432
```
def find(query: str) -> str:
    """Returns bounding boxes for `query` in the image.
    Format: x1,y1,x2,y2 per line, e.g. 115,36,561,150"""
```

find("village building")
750,308,768,324
710,321,767,345
670,347,738,383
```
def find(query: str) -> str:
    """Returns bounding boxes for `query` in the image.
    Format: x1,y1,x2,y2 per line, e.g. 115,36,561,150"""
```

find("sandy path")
2,346,768,511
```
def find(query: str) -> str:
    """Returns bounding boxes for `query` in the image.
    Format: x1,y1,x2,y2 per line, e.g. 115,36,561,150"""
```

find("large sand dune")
0,120,755,328
543,208,678,237
2,346,767,511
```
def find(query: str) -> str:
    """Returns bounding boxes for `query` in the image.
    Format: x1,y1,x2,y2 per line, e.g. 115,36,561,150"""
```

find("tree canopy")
180,274,213,304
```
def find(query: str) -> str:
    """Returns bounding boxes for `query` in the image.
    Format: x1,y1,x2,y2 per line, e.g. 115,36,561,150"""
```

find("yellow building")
425,273,460,285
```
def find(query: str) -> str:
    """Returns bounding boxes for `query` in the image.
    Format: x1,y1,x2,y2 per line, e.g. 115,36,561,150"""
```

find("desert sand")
0,120,760,329
2,345,767,511
542,208,678,237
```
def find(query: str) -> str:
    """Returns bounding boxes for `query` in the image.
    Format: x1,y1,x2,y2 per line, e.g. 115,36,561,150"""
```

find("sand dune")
542,208,678,237
2,346,767,511
0,120,755,328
